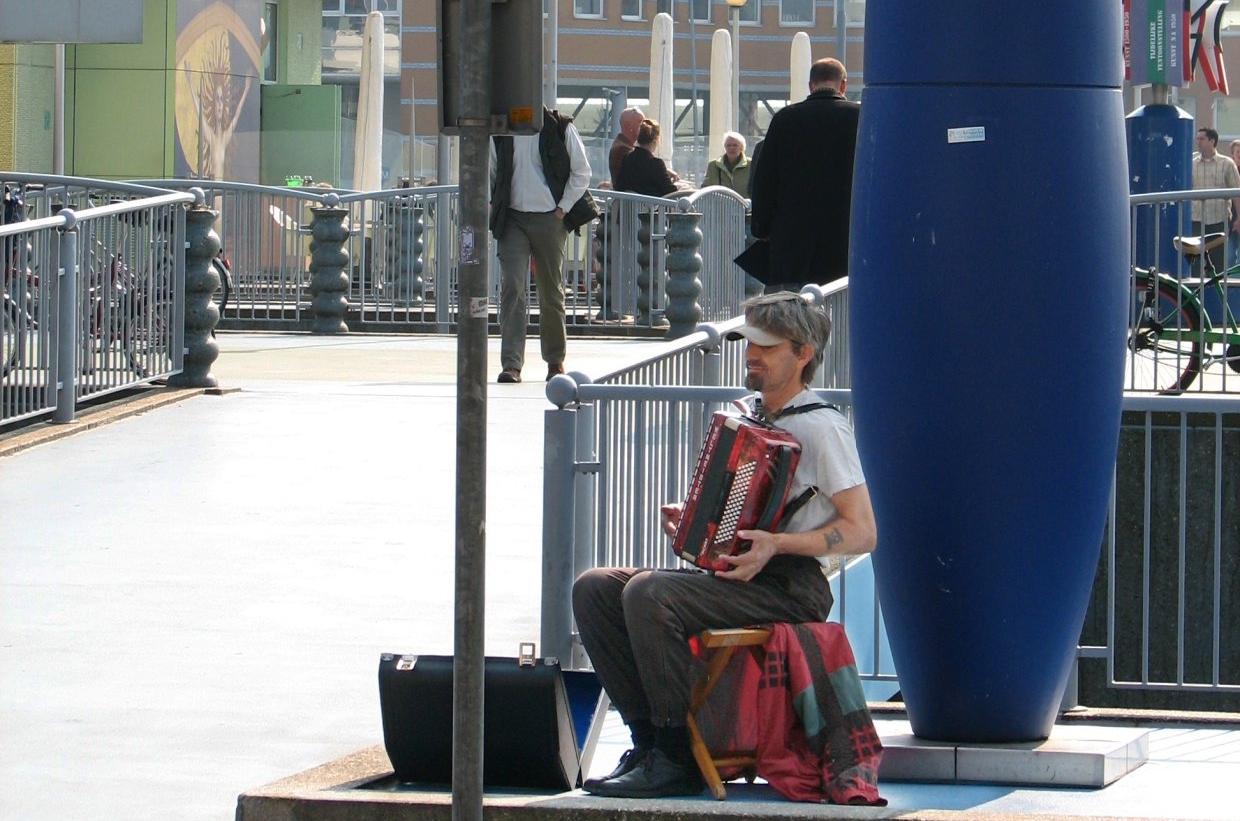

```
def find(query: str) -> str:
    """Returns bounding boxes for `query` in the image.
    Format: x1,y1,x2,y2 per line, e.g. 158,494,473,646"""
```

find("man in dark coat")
749,58,859,292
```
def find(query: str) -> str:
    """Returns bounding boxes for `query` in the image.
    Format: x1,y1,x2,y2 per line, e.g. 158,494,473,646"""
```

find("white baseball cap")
724,324,788,346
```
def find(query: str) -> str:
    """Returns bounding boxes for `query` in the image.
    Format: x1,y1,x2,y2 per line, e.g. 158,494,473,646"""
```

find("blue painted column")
1127,103,1193,276
850,3,1129,741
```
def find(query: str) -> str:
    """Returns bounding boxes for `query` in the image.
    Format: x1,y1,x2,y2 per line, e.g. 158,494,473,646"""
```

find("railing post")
698,325,723,387
542,378,580,665
571,388,598,670
635,211,654,326
308,195,351,334
386,197,425,306
1059,656,1081,713
53,210,79,424
663,204,703,339
168,203,221,388
434,189,452,329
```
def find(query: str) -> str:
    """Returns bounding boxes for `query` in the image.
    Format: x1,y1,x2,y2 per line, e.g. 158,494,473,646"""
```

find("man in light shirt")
1191,127,1240,273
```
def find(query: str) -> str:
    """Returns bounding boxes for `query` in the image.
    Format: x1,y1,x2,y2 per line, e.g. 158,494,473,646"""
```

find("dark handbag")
564,189,601,233
378,644,588,790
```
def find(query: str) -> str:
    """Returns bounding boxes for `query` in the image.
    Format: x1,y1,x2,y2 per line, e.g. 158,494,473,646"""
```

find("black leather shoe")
584,748,704,798
582,746,649,792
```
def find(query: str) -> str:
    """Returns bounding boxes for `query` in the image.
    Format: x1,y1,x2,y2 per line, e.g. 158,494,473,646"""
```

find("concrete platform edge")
235,743,1189,821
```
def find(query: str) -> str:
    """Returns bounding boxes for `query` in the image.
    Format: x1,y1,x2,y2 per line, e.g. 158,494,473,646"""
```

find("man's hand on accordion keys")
714,529,778,582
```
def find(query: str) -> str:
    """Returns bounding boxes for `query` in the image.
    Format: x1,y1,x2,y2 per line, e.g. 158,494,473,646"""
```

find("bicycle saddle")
1172,233,1227,256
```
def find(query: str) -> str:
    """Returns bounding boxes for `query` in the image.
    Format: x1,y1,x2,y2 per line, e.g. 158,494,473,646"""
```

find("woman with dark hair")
616,119,680,197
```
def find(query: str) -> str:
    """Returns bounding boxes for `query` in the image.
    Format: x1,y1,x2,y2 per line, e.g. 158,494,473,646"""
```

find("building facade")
6,1,1240,187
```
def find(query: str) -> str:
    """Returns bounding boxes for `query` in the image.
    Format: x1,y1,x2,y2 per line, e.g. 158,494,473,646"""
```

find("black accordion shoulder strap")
749,398,839,423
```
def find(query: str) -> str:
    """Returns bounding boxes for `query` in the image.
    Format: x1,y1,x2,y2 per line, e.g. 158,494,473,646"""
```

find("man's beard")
744,372,762,392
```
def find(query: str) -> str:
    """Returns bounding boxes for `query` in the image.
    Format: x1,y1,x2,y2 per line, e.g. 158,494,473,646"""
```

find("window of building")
621,0,642,20
574,0,604,18
780,0,814,25
262,2,278,82
656,0,672,16
691,0,711,23
1215,96,1240,138
739,0,759,24
322,0,401,77
844,0,865,27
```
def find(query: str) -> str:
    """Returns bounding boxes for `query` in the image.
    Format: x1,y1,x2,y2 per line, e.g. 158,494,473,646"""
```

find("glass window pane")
740,0,759,23
622,0,641,18
1215,97,1240,140
780,0,814,24
262,2,278,83
574,0,603,17
657,0,672,15
692,0,710,22
323,0,341,14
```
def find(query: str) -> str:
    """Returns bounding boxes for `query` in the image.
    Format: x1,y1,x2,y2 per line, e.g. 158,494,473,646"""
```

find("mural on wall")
175,0,262,180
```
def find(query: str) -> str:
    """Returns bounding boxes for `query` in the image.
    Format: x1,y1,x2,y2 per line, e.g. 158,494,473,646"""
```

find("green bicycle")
1129,233,1240,393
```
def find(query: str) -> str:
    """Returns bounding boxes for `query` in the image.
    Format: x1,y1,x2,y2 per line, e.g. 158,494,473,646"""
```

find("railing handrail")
678,184,750,209
0,192,198,235
1130,186,1240,205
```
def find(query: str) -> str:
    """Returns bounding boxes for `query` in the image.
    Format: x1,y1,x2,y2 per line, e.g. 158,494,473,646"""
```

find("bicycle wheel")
1127,273,1203,393
2,296,26,378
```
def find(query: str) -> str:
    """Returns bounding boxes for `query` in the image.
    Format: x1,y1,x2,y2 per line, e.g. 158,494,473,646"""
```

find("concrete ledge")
236,740,1170,821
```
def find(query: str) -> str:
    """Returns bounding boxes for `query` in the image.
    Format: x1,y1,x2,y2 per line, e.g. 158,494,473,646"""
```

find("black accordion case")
378,646,596,791
671,411,802,571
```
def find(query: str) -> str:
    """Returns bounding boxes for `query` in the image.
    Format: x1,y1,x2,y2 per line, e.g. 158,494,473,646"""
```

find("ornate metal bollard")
308,197,350,334
385,197,425,306
663,205,702,339
168,204,220,388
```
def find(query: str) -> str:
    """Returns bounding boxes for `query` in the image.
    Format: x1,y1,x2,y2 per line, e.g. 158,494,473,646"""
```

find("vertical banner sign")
1188,0,1230,94
1124,0,1187,86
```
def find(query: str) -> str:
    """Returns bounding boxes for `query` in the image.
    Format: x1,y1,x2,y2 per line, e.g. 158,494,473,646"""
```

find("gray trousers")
496,209,567,372
571,557,832,728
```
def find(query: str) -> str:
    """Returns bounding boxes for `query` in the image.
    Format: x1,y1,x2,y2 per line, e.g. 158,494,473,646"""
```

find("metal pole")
546,0,559,108
541,405,578,664
453,0,491,818
835,0,846,67
53,211,78,424
731,7,741,133
53,44,65,174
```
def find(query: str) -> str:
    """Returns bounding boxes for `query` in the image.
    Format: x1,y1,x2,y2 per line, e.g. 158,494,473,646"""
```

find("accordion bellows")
672,412,801,571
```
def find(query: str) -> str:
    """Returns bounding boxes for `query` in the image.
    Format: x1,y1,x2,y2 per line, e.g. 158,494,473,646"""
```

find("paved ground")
2,332,1239,821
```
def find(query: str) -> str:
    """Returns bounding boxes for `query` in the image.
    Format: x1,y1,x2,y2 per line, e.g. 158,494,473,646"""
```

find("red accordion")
671,412,802,572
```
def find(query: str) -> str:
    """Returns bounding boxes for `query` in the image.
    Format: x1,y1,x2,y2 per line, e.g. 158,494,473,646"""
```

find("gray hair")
740,293,832,384
723,131,746,152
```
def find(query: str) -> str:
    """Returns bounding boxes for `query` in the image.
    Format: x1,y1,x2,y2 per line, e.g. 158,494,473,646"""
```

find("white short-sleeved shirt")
762,388,866,565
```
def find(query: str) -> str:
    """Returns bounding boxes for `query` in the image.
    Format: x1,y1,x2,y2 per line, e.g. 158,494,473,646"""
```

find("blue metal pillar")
1127,101,1193,276
850,3,1129,741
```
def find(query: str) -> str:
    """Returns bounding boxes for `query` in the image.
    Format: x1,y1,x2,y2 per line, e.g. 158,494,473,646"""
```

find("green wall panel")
71,0,173,71
72,68,169,178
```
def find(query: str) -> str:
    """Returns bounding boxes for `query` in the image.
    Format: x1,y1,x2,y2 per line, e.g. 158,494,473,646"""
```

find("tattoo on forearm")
823,528,844,552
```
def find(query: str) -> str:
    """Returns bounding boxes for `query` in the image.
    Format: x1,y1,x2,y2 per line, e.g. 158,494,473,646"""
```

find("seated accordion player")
671,410,816,572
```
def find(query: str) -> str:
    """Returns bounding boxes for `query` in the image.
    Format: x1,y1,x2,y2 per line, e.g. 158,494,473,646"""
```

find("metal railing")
1081,393,1240,696
130,180,756,334
2,175,192,427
